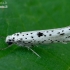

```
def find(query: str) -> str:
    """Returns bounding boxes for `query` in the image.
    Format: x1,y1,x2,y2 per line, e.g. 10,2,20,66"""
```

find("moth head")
5,35,14,45
0,35,15,50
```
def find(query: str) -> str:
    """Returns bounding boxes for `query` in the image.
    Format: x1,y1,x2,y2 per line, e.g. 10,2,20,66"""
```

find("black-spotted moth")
1,26,70,57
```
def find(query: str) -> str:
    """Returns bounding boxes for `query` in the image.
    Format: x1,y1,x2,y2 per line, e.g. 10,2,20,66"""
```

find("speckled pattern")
5,26,70,47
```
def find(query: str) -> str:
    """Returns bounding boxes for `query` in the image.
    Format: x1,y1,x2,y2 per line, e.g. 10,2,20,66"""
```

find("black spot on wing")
41,40,47,43
57,32,60,34
68,36,70,38
50,40,53,43
62,30,64,32
44,40,46,41
37,32,43,37
17,34,19,36
60,33,65,35
20,38,23,40
25,38,27,39
57,41,60,42
26,34,28,35
13,37,15,39
31,36,33,38
46,31,48,33
51,30,54,32
44,35,46,37
28,42,31,43
66,37,68,38
30,33,33,34
23,41,25,43
49,34,52,36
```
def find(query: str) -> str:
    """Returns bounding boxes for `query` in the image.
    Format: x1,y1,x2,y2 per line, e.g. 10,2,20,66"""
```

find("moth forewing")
0,26,70,57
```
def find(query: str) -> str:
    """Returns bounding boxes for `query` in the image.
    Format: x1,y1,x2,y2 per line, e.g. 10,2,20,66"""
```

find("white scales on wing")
1,26,70,57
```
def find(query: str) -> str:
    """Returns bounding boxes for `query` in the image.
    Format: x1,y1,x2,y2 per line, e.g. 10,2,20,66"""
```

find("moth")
1,26,70,57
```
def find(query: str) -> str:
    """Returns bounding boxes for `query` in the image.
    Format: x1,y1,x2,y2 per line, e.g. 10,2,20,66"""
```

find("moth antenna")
0,36,5,39
29,47,41,58
0,36,9,50
0,44,13,50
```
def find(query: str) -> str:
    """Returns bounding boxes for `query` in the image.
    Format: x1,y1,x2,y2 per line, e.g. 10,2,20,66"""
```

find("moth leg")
29,47,41,57
62,42,67,44
26,46,41,58
35,45,38,47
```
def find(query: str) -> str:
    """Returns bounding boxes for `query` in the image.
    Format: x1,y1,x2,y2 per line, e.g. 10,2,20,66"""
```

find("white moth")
1,26,70,57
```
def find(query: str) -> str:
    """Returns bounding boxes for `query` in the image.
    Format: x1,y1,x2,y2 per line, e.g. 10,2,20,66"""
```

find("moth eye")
7,42,13,45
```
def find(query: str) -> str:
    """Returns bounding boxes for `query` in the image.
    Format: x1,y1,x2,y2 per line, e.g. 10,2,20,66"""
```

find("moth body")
6,26,70,47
